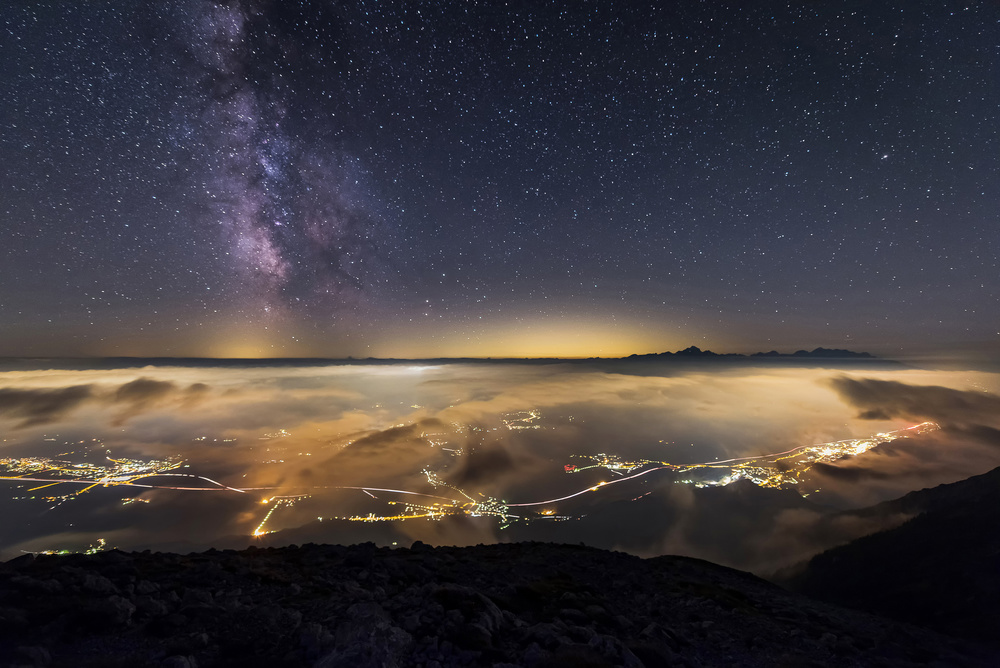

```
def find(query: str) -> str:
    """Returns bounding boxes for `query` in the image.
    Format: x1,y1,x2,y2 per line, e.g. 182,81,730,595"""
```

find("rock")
565,624,595,643
299,622,333,659
0,606,27,627
549,642,617,667
15,646,50,667
82,595,136,628
82,573,118,595
620,647,646,668
475,593,504,633
135,580,160,594
182,587,213,604
317,621,411,668
521,642,550,668
148,612,189,637
459,621,493,650
629,641,680,667
588,633,619,654
525,622,567,650
558,607,588,624
614,614,634,630
639,621,682,650
10,575,62,594
135,595,169,617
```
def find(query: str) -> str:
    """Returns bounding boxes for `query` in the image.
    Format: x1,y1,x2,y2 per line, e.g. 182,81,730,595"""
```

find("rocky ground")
0,541,994,668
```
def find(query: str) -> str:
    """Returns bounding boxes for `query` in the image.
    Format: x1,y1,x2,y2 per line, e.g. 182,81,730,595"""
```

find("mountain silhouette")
781,465,1000,645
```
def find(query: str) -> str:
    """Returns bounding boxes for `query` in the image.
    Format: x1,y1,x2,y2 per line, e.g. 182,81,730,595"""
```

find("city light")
0,414,942,552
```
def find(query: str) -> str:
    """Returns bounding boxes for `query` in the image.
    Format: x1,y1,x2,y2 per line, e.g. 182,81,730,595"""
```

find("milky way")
170,1,390,310
0,1,997,356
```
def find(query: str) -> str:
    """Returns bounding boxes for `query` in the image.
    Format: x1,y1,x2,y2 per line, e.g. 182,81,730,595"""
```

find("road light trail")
0,476,460,502
508,465,672,507
140,473,248,493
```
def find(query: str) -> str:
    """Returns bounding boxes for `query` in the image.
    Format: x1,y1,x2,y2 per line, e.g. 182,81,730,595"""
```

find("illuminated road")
0,473,248,493
0,476,460,502
0,421,941,540
508,465,674,507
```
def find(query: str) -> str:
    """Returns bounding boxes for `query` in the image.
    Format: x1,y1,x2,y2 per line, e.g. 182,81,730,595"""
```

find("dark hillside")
1,541,993,667
783,466,1000,645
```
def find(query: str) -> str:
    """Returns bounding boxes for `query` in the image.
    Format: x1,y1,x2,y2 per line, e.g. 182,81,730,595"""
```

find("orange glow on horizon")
367,319,685,359
84,310,698,360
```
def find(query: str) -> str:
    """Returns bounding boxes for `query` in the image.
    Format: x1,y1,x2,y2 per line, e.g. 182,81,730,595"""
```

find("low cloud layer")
1,363,999,573
0,378,212,429
0,385,94,427
798,376,1000,509
829,376,1000,427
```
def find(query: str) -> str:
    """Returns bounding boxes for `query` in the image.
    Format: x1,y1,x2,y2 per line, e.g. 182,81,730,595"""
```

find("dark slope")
1,542,993,668
506,479,831,571
782,466,1000,645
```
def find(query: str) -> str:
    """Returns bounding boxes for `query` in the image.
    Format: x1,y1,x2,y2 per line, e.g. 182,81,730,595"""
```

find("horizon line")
0,346,876,363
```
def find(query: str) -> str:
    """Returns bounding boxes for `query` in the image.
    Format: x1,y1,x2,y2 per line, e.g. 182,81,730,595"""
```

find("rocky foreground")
0,541,993,668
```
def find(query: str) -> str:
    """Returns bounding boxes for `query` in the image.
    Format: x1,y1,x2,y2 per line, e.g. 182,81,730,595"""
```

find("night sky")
2,1,997,358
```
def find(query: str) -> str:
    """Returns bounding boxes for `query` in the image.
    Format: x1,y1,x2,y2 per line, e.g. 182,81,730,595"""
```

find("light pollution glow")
1,360,999,573
86,313,683,360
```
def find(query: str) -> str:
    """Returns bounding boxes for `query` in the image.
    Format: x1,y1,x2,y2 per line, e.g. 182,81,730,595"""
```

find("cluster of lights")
247,421,942,536
566,422,941,491
27,537,110,557
0,450,182,501
502,409,543,430
253,494,309,536
1,415,942,546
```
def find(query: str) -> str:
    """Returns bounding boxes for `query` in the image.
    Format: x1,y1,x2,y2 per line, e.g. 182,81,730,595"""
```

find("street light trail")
508,465,672,507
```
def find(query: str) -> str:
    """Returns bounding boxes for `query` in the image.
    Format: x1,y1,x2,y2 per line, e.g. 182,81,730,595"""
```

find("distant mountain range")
0,347,881,371
625,346,874,360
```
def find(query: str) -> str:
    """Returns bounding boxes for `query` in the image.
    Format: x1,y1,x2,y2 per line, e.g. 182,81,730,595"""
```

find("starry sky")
2,1,997,359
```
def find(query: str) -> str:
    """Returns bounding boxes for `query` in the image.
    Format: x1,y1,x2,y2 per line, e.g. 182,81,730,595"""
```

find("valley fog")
2,360,999,573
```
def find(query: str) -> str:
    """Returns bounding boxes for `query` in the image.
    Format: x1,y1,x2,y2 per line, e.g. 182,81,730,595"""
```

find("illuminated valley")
0,415,941,551
1,358,996,562
557,422,941,492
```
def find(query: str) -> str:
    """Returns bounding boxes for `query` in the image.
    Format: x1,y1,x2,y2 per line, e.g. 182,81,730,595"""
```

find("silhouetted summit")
674,345,718,357
626,346,877,361
750,347,872,359
790,347,873,358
